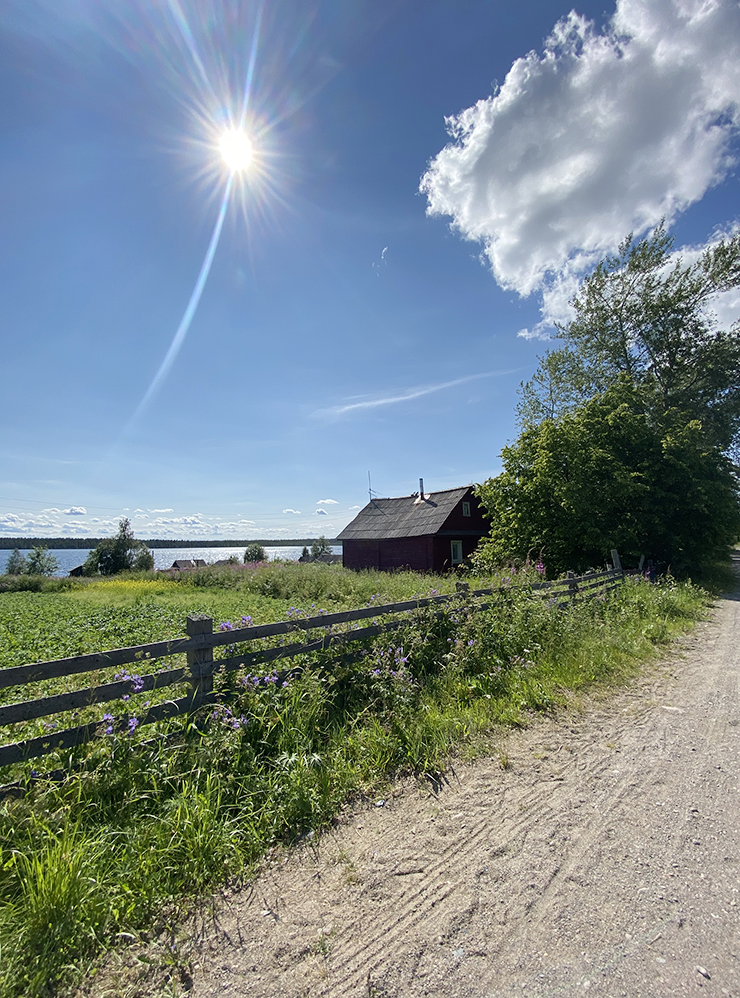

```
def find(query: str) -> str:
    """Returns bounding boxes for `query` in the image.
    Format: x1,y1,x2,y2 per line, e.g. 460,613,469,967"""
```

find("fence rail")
0,568,623,772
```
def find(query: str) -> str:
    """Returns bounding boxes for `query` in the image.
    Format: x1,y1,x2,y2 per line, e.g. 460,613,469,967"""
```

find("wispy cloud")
320,370,514,417
282,508,301,514
316,498,338,505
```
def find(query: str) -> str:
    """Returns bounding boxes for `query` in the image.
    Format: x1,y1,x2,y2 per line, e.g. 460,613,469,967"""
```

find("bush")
243,543,266,563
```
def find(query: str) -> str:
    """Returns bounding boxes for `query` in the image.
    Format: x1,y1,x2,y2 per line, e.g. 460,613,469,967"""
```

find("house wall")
343,536,433,572
438,490,489,534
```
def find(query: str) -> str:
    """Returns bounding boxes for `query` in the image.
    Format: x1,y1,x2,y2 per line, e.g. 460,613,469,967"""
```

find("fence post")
566,571,578,600
186,614,214,709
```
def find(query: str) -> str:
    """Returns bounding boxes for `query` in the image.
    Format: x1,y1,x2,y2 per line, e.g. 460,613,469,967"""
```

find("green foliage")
478,380,740,575
0,575,708,997
519,223,740,448
83,518,153,576
4,550,26,576
24,547,59,577
501,224,740,575
311,535,332,559
243,543,267,563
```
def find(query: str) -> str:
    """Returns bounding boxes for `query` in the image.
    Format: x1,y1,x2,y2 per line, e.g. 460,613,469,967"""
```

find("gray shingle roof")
337,486,473,540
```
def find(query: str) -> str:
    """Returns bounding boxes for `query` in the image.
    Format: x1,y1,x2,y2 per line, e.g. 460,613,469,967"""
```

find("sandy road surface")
186,585,740,998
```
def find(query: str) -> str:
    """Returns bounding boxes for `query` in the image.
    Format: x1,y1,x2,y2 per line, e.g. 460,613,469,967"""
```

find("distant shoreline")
0,538,341,550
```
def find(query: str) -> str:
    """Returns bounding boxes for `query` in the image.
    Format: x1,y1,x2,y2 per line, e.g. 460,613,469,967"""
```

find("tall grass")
0,572,708,997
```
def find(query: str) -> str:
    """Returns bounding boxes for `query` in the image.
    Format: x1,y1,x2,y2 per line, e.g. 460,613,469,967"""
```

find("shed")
337,484,489,572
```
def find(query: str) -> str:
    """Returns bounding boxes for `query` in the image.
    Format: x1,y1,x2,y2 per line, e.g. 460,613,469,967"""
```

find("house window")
462,501,471,517
451,540,463,565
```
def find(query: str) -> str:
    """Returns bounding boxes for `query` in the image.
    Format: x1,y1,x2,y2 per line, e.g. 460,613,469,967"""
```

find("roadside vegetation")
0,562,708,998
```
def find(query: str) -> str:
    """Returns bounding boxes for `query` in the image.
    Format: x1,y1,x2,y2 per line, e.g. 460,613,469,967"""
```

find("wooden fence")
0,569,623,774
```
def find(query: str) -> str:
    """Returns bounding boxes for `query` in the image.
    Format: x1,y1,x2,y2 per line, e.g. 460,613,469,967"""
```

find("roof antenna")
367,471,386,514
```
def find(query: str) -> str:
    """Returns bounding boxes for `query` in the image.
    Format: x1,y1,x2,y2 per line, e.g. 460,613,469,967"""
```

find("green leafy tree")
83,518,153,575
244,543,267,563
477,380,740,576
25,546,59,576
5,549,27,575
519,224,740,449
311,536,332,559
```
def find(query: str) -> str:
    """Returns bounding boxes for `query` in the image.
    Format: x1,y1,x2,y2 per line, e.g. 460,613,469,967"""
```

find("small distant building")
337,482,489,573
170,559,207,571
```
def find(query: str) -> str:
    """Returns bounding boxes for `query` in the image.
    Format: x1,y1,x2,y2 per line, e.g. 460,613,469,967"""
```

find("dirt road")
186,584,740,998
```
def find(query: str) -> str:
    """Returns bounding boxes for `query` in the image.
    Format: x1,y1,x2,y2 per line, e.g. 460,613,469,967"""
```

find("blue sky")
1,0,739,540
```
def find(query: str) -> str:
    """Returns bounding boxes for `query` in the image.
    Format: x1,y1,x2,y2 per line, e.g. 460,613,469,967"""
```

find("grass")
0,562,711,998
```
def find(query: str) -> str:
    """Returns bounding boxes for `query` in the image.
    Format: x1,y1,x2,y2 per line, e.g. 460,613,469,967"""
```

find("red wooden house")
338,482,489,572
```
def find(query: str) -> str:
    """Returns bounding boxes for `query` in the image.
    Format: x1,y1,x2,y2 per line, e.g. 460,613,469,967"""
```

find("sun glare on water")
219,129,253,172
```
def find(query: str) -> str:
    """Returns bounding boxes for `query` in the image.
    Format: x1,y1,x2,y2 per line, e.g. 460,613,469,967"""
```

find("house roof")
337,486,474,540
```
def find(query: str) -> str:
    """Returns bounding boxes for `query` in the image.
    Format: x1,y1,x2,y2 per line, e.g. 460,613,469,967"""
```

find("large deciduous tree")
478,381,740,575
518,224,740,450
481,224,740,576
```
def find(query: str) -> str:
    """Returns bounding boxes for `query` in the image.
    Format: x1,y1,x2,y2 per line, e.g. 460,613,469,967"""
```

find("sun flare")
219,129,253,172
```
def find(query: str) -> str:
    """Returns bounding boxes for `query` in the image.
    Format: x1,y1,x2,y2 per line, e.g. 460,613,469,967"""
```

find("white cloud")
422,0,740,325
348,505,361,509
316,498,338,505
315,509,328,515
148,508,174,513
64,506,86,515
282,508,301,514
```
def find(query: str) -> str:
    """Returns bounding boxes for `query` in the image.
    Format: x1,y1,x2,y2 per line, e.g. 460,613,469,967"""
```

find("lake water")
0,545,342,576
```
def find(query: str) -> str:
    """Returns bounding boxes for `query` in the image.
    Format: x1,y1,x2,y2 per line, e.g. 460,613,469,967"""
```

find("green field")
0,563,709,998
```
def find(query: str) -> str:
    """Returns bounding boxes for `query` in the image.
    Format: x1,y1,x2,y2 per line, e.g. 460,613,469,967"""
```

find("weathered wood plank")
0,667,187,726
217,619,405,673
0,637,199,690
0,696,192,768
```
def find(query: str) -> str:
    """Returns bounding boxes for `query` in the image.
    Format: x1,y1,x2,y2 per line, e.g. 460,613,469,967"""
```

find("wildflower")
127,717,139,735
535,561,545,575
241,615,252,626
467,639,475,647
219,621,234,631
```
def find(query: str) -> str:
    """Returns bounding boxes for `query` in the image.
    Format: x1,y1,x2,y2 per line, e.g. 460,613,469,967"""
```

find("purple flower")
219,621,234,631
467,639,475,647
241,615,253,626
535,561,545,575
127,717,139,735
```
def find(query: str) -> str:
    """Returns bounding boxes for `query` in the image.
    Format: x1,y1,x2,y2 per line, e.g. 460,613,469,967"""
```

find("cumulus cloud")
316,499,338,505
64,506,86,515
148,508,174,513
282,508,301,514
421,0,740,330
315,509,328,515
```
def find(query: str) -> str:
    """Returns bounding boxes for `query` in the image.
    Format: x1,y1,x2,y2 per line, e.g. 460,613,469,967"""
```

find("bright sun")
219,129,253,172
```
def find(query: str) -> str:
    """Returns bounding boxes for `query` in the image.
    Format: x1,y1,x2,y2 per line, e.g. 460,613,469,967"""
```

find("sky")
1,0,739,541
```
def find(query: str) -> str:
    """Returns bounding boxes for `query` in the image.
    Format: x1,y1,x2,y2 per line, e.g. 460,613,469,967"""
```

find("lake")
0,545,342,576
